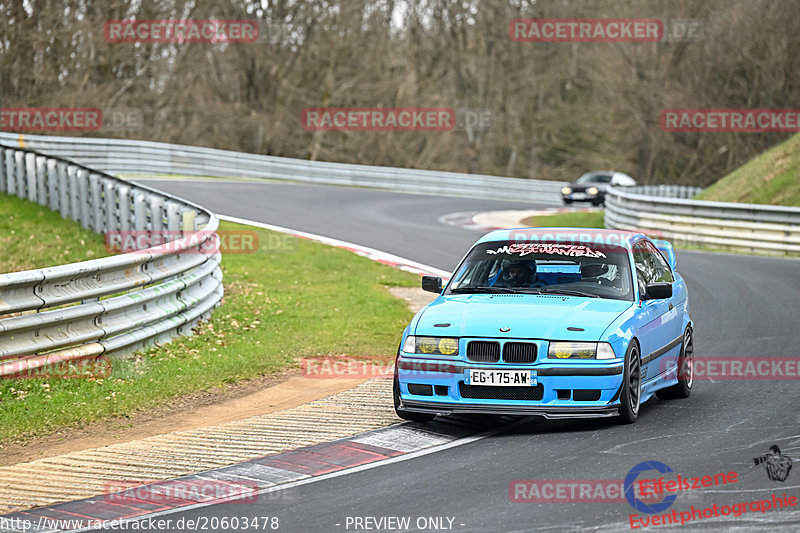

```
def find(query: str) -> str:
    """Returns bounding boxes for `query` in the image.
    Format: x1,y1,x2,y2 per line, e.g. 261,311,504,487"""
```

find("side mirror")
644,282,672,300
421,275,443,294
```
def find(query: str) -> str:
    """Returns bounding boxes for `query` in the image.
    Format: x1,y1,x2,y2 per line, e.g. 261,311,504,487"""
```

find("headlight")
548,342,616,359
587,186,599,195
561,186,572,195
402,336,459,356
596,343,616,360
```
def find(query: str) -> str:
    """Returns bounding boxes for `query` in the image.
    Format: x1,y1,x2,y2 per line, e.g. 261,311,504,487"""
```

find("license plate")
465,369,537,387
571,193,586,200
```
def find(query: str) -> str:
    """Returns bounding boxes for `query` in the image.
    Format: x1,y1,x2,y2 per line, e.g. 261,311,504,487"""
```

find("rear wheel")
617,342,641,424
393,374,435,422
656,327,694,400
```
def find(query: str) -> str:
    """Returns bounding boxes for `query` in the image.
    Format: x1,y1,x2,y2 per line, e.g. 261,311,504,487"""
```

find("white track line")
219,214,451,279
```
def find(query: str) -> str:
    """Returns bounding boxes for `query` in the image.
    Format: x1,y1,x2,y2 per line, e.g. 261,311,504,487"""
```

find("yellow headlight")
418,337,438,353
548,342,597,359
587,187,599,195
438,338,458,355
561,186,572,195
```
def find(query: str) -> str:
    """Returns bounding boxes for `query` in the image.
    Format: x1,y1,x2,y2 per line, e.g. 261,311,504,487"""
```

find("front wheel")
656,327,694,400
393,375,435,422
617,342,641,424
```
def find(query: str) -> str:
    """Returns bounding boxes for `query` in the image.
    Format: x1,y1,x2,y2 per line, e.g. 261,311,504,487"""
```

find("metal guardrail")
625,184,704,199
0,143,223,377
605,186,800,255
0,133,567,203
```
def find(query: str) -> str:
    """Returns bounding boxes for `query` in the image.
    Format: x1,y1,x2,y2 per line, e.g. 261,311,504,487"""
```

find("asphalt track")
129,179,800,532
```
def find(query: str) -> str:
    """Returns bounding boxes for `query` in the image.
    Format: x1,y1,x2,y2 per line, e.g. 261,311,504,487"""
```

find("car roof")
475,227,646,249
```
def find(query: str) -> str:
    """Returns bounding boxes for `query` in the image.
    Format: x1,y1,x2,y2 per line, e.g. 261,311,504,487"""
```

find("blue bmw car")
394,228,693,424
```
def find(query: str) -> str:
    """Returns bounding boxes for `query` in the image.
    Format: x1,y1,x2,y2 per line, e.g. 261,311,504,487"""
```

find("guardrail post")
7,149,17,196
14,150,25,199
25,152,37,202
58,161,70,218
47,159,59,211
78,169,91,229
105,178,119,233
36,155,48,206
0,147,5,194
90,173,104,232
166,201,181,235
150,194,165,231
118,184,131,232
133,189,148,231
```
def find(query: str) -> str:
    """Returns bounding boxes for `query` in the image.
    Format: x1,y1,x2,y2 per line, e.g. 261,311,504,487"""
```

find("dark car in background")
561,171,636,206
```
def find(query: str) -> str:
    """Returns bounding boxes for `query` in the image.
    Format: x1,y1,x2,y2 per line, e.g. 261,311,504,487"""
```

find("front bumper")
396,355,624,419
400,400,619,419
562,191,604,203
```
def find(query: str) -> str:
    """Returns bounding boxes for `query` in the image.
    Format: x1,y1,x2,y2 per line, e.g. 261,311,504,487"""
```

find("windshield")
576,173,612,184
447,240,633,301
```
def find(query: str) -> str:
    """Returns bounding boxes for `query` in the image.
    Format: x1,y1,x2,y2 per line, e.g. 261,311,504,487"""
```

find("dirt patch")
388,286,437,314
0,368,367,466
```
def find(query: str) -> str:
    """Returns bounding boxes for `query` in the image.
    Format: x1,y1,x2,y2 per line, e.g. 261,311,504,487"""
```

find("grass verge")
694,133,800,206
0,197,418,444
0,193,109,272
521,210,604,229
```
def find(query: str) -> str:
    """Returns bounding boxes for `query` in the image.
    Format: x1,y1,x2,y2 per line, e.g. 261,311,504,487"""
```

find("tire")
617,342,641,424
656,327,694,400
393,374,435,422
563,199,573,205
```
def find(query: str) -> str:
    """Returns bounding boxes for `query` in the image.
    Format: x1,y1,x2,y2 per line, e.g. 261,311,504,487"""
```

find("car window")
633,241,674,295
643,241,674,283
632,242,652,296
576,173,612,184
447,240,634,301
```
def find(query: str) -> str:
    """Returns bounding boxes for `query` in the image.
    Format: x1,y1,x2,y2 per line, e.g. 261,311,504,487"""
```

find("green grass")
521,210,605,228
695,133,800,206
0,193,109,272
0,203,418,443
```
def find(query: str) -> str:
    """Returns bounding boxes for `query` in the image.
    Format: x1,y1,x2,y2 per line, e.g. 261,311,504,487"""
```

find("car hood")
414,294,633,341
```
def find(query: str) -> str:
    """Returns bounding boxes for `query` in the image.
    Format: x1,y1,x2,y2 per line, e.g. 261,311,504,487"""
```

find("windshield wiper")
535,288,600,298
450,286,516,294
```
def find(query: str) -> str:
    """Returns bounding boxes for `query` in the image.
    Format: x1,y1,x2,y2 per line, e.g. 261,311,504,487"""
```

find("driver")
500,259,544,288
